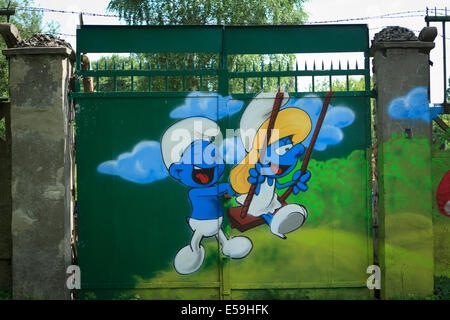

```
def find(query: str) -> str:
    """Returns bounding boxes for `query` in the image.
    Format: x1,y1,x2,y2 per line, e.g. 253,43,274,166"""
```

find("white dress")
236,179,282,217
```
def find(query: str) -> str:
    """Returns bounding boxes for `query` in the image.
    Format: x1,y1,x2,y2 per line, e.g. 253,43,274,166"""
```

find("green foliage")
90,54,147,92
0,288,12,300
107,0,308,25
432,114,449,150
0,117,4,140
0,0,60,97
314,76,367,92
91,52,296,93
434,276,450,300
102,0,308,93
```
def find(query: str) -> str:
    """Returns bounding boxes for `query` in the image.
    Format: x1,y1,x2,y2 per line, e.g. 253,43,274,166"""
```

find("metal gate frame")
72,24,374,299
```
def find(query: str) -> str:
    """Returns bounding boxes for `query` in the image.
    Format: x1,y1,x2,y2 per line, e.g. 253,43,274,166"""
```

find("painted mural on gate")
97,91,358,276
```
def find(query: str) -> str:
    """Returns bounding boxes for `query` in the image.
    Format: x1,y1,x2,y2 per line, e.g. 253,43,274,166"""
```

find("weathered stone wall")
3,47,74,299
0,101,11,291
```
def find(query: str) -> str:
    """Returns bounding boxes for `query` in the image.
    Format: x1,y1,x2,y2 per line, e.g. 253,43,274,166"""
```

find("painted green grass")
81,149,373,299
125,218,432,300
127,225,372,300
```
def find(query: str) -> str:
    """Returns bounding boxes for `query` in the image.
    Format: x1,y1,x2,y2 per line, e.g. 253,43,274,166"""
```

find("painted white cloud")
97,141,168,184
282,95,356,151
388,86,441,122
170,92,244,120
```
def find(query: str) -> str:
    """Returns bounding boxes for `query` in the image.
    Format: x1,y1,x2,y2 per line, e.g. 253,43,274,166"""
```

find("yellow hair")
230,108,311,195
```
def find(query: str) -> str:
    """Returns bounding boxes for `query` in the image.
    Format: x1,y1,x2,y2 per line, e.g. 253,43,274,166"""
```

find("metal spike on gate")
338,60,342,70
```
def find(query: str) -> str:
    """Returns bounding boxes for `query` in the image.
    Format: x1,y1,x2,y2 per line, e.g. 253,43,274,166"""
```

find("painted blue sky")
283,95,355,151
170,92,244,120
219,136,247,165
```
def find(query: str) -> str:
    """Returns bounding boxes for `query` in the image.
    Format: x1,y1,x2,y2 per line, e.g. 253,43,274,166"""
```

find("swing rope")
240,88,285,219
279,90,334,202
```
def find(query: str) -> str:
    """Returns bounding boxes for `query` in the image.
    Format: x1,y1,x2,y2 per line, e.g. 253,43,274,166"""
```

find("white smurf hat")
161,117,220,169
239,91,290,152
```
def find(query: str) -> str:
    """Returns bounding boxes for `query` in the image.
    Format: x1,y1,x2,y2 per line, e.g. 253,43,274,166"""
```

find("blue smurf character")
161,117,253,275
230,92,312,239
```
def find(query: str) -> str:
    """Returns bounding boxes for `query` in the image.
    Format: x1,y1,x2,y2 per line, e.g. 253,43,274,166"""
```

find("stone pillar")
2,46,75,299
371,27,436,299
0,101,12,292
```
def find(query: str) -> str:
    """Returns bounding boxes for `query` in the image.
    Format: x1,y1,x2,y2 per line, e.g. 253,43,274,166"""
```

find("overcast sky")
33,0,449,103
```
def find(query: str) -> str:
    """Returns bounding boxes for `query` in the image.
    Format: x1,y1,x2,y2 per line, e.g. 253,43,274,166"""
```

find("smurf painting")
161,117,252,275
229,92,313,239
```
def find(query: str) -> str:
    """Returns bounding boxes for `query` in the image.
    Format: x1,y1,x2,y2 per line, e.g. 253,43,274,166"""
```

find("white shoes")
222,236,253,259
173,244,205,275
173,205,307,275
174,236,253,275
270,204,308,239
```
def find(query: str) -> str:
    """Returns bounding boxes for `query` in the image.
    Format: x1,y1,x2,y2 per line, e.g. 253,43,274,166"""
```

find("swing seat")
227,198,287,232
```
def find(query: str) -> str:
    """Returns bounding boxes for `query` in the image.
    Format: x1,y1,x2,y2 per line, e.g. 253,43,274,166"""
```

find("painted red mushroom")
436,170,450,217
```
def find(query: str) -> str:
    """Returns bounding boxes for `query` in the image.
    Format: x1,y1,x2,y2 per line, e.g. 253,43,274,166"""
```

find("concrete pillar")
0,101,11,292
2,46,75,299
371,27,436,299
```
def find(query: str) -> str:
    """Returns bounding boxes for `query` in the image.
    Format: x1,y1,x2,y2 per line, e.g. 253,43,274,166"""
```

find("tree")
431,77,450,150
0,0,60,97
0,0,59,139
101,0,308,93
107,0,308,25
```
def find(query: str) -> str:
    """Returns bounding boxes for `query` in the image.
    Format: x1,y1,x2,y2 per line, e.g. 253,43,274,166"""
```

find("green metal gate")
73,24,373,299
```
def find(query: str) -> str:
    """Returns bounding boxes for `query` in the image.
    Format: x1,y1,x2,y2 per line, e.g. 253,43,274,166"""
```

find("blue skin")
169,140,235,221
247,136,312,225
